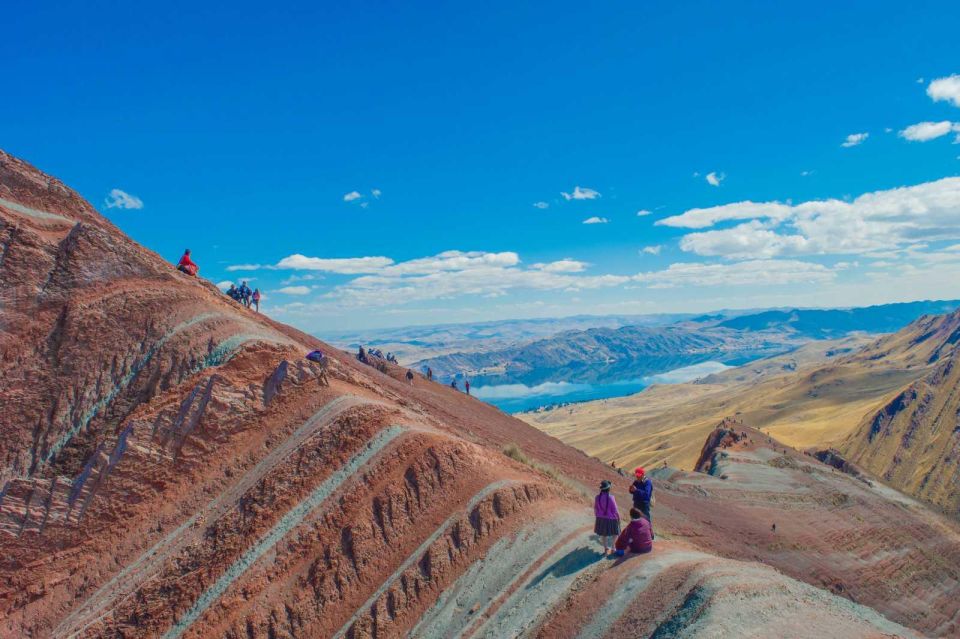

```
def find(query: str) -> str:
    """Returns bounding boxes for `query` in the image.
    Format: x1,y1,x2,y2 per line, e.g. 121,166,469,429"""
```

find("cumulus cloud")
928,74,960,108
641,245,662,255
104,188,144,210
343,191,362,202
841,132,869,147
371,188,382,198
636,209,652,217
583,216,609,224
226,263,268,272
275,254,394,273
658,177,960,259
705,172,724,187
531,259,588,273
561,186,601,201
633,260,835,289
328,255,629,308
216,281,234,291
533,201,550,209
899,120,960,142
275,285,311,295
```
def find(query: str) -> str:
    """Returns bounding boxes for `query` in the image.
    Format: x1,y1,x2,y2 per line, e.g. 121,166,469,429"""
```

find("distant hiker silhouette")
406,369,414,385
465,379,470,395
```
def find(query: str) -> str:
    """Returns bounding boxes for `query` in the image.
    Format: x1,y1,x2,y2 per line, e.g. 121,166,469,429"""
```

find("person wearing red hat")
629,466,654,536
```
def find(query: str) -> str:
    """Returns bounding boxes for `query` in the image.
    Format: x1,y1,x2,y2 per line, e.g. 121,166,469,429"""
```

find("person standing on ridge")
252,288,261,312
450,379,458,391
177,249,198,276
630,466,654,535
464,379,471,395
406,369,414,385
594,480,621,556
239,281,252,308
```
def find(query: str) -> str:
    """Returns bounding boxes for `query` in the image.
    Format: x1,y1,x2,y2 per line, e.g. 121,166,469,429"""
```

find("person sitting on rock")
630,466,654,534
594,479,621,556
357,345,368,364
614,507,653,556
177,249,199,276
226,283,239,300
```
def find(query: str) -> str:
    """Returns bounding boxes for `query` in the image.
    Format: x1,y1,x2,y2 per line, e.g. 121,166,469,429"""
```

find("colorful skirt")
594,517,621,536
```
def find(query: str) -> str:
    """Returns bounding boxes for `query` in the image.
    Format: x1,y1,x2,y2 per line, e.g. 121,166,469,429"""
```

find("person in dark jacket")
629,466,653,534
594,480,620,556
614,508,653,556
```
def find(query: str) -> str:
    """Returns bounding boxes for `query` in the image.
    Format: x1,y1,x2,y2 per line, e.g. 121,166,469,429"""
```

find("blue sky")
5,1,960,331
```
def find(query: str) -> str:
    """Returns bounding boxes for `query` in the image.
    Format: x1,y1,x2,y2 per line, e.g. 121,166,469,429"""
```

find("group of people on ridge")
174,250,261,312
226,281,260,311
594,466,654,557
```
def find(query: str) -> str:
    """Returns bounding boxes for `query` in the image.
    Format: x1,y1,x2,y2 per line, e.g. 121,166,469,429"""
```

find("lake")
470,360,736,413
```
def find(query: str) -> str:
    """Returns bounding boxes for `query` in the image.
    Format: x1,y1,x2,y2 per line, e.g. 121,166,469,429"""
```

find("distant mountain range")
413,299,960,379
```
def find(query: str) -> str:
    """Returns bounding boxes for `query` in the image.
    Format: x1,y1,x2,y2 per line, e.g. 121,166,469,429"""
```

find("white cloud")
216,280,234,291
582,216,609,224
561,186,601,201
533,201,550,209
328,257,629,308
104,188,144,210
531,259,588,273
641,245,662,255
899,120,960,142
226,263,269,272
841,132,869,147
343,191,362,202
658,177,960,259
705,172,724,187
379,250,520,276
275,285,311,295
800,170,814,177
281,273,324,285
371,188,382,198
917,77,925,84
276,254,394,273
928,74,960,108
633,260,835,289
636,209,652,217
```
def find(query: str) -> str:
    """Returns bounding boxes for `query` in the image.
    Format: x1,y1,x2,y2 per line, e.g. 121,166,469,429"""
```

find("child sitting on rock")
614,508,653,556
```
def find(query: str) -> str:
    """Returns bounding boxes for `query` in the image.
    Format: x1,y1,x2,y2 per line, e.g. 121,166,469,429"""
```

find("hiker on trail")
177,249,198,276
630,467,654,534
594,479,621,556
406,369,414,385
614,507,653,556
252,288,261,312
426,367,433,381
306,350,330,386
450,379,458,391
464,379,471,395
239,281,252,308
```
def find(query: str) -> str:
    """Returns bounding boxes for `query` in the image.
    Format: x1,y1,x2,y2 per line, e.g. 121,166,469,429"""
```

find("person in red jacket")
614,508,653,556
177,249,199,276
